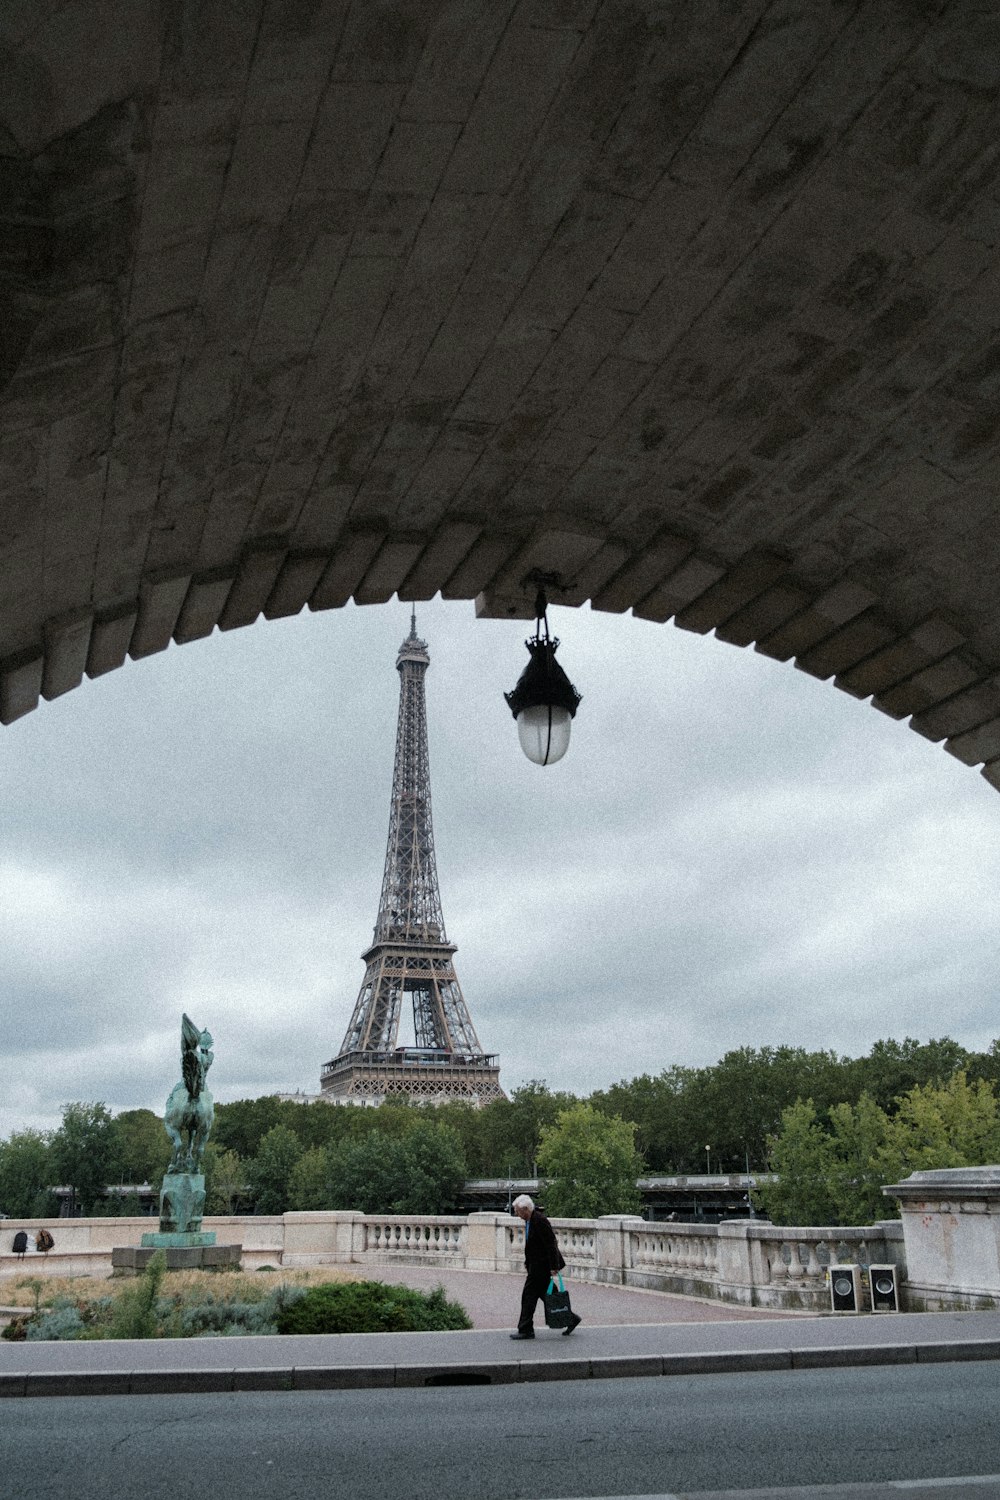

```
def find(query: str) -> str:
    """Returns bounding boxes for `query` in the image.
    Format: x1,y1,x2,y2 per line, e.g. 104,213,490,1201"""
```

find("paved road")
3,1363,999,1499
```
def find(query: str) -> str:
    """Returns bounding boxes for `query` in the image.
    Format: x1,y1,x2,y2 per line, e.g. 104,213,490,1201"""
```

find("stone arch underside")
3,2,1000,789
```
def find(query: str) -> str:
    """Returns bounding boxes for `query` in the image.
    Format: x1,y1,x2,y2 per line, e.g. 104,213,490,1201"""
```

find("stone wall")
884,1168,1000,1312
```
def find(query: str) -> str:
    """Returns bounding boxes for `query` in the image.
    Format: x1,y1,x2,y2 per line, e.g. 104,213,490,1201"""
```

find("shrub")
275,1280,471,1335
108,1250,166,1340
175,1283,307,1337
17,1294,113,1342
26,1304,87,1342
2,1315,30,1342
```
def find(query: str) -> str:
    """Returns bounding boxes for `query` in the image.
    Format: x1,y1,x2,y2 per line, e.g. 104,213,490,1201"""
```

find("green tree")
324,1120,467,1214
50,1101,116,1214
850,1037,970,1114
754,1100,839,1226
327,1131,402,1214
205,1146,246,1215
245,1125,303,1215
827,1093,901,1224
212,1097,285,1159
289,1146,333,1210
889,1071,1000,1173
0,1129,53,1217
537,1102,644,1217
110,1109,171,1186
394,1121,466,1214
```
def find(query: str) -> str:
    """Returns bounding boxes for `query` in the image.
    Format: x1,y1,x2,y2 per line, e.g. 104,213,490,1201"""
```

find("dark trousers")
518,1266,552,1333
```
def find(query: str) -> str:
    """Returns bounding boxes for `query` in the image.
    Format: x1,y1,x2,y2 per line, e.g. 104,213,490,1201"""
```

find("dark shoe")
509,1330,534,1340
562,1314,582,1336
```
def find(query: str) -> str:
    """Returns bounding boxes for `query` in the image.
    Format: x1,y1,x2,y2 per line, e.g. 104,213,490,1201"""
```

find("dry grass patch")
6,1264,358,1312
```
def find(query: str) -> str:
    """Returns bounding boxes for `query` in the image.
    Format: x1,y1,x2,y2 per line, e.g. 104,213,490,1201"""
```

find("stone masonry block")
588,1356,664,1381
791,1345,916,1369
218,546,288,631
399,522,482,601
634,554,726,625
660,1349,792,1377
441,533,523,600
874,649,986,719
593,534,693,614
911,673,1000,742
310,531,386,611
294,1365,395,1391
87,603,138,678
491,528,606,599
0,646,43,725
129,573,192,659
174,571,235,643
129,1369,234,1395
755,579,878,663
981,759,1000,792
232,1368,294,1392
518,1358,591,1383
672,552,790,635
41,608,93,699
558,540,632,607
25,1371,131,1398
714,580,812,648
796,610,897,682
263,552,331,619
835,615,967,699
945,715,1000,766
354,536,426,605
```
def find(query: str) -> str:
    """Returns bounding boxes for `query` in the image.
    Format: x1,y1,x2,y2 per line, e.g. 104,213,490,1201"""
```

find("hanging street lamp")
504,589,582,766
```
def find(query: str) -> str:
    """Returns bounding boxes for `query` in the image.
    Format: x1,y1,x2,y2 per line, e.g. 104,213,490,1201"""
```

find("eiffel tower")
320,614,504,1106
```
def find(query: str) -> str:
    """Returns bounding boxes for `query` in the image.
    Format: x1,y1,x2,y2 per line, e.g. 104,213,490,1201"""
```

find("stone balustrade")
0,1209,905,1312
9,1169,999,1312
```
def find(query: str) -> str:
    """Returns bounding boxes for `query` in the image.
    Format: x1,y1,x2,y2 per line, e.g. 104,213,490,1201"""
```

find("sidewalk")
3,1267,1000,1397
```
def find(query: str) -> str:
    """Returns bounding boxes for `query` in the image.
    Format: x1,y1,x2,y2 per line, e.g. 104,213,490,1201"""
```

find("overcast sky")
1,594,998,1141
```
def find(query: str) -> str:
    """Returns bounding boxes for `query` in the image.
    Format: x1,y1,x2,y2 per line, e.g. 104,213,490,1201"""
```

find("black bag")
543,1275,573,1329
12,1231,28,1256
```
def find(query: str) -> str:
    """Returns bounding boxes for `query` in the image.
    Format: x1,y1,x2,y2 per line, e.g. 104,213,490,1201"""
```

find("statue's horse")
164,1014,215,1173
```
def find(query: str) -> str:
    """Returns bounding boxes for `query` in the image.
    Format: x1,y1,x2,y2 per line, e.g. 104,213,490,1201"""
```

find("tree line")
3,1036,998,1224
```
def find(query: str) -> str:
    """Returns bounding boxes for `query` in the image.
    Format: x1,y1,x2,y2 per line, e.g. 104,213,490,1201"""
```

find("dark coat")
523,1208,565,1274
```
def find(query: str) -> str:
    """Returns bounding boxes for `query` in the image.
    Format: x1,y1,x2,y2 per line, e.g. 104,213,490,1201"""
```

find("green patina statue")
165,1013,215,1173
152,1014,216,1241
118,1012,240,1269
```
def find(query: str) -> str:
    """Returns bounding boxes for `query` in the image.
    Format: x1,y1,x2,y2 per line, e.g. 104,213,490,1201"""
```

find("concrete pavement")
3,1267,1000,1398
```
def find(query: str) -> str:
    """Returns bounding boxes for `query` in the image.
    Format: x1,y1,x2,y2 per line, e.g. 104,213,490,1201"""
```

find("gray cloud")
0,598,997,1135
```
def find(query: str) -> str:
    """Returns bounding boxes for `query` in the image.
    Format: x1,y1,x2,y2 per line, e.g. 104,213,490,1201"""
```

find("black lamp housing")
504,590,582,765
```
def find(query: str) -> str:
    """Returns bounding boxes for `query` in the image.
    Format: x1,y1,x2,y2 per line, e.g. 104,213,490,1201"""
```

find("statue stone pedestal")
112,1172,242,1273
111,1240,242,1272
155,1171,210,1237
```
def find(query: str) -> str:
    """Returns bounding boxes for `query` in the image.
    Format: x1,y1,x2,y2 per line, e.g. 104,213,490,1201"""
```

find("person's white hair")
512,1193,534,1211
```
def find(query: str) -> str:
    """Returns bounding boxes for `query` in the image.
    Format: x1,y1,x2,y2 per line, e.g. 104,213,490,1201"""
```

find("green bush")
176,1283,306,1337
21,1294,113,1342
275,1280,471,1335
26,1304,87,1342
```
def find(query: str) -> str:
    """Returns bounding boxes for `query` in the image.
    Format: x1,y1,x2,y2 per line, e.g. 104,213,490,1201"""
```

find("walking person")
509,1193,581,1339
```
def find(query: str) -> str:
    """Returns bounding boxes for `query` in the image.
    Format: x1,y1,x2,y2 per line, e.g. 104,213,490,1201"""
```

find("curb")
3,1337,1000,1397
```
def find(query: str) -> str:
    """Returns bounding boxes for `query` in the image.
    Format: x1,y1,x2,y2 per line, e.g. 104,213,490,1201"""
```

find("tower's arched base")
320,1050,505,1108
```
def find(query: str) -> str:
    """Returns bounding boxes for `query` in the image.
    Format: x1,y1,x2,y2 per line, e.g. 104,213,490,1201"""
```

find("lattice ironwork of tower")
321,616,503,1107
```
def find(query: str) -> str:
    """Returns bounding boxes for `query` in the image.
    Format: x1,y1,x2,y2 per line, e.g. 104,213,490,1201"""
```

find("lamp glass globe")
517,703,571,765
